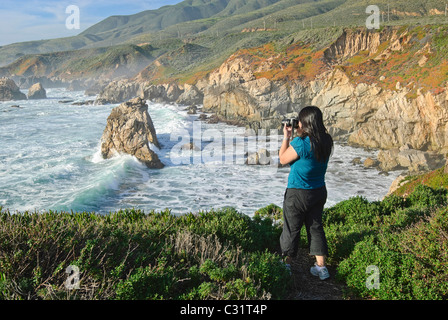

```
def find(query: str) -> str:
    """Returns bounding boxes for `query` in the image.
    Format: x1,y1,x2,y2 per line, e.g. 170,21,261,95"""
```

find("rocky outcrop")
100,97,164,169
377,147,444,173
95,79,204,106
245,149,273,165
27,83,47,99
201,54,314,131
95,80,142,105
386,175,408,196
0,78,27,101
176,84,204,105
14,76,64,89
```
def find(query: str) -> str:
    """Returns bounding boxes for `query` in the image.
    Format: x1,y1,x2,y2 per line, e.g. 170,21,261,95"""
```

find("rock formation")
245,149,273,165
94,27,448,174
95,79,204,107
0,78,27,101
100,97,164,169
27,83,47,99
95,80,142,105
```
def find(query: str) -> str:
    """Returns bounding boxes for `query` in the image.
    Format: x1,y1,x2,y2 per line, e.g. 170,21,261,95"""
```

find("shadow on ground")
285,248,347,300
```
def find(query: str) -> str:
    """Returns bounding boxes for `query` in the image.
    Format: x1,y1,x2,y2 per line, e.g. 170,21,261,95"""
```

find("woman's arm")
279,126,299,165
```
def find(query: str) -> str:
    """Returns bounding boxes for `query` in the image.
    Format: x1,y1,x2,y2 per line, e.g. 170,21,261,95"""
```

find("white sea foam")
0,89,402,215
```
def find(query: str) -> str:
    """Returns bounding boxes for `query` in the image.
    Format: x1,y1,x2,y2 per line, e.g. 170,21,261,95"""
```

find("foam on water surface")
0,88,402,215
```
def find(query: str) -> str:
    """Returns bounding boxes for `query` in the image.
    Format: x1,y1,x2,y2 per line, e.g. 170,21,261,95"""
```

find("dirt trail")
285,248,347,300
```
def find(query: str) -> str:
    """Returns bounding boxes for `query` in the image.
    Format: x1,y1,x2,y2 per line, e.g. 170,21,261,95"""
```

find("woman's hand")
283,124,292,140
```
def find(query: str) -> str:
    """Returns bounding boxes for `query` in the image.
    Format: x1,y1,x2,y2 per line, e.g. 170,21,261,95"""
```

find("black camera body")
282,118,299,128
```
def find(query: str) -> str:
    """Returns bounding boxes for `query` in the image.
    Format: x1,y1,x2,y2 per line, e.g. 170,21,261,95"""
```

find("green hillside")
2,0,447,67
0,0,290,66
1,0,448,83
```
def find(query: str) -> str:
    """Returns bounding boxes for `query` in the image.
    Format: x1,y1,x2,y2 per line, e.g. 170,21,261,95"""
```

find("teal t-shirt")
287,136,328,190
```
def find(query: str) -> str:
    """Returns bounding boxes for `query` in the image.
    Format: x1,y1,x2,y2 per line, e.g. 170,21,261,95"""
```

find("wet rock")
181,142,200,151
351,157,362,165
27,83,47,99
245,149,272,165
186,105,198,114
100,97,164,169
0,78,27,101
363,157,379,168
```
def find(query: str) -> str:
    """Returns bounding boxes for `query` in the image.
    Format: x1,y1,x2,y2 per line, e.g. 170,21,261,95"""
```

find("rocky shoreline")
3,27,448,176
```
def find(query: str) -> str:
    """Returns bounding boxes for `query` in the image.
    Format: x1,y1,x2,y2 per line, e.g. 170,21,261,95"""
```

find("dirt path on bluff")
285,248,348,300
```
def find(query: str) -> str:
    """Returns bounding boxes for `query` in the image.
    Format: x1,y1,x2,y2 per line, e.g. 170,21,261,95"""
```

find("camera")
282,118,299,128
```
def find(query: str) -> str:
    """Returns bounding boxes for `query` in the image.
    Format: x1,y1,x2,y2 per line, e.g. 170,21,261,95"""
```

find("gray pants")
280,187,328,258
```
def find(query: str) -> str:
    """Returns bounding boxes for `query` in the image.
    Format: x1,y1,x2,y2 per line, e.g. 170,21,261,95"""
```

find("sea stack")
27,83,47,99
100,97,164,169
0,78,27,101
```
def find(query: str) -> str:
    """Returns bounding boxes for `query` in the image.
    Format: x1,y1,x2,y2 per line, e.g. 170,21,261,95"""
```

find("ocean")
0,88,401,216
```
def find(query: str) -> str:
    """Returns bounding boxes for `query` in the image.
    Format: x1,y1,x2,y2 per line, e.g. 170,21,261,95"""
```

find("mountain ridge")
3,0,446,68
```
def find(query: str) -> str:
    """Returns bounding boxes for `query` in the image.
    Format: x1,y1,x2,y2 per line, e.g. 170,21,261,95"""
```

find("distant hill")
0,0,292,66
0,0,447,83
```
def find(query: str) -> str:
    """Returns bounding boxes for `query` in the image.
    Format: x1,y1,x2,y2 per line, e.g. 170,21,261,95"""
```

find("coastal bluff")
100,97,164,169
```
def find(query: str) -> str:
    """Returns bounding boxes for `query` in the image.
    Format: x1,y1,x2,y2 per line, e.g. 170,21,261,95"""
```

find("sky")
0,0,183,46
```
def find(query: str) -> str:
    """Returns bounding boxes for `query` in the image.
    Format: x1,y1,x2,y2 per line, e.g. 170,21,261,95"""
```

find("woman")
279,106,333,280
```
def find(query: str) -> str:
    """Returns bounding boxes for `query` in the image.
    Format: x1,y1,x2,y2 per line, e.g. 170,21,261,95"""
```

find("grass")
394,167,448,196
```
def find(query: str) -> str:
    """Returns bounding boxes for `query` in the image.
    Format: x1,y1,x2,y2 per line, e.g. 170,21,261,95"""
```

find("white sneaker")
310,263,330,280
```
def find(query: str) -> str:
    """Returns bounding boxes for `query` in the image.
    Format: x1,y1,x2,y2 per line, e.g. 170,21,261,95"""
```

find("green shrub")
336,205,448,300
246,250,290,299
254,203,283,221
323,196,384,226
115,261,176,300
406,184,447,208
0,207,287,300
199,259,239,282
2,181,447,301
178,207,281,252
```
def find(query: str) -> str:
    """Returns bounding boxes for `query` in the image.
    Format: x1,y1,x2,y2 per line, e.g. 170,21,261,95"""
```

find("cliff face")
96,26,448,172
200,54,317,130
195,27,447,170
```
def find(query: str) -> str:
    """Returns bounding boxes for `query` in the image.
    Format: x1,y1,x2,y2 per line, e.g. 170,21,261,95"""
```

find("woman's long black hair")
298,106,333,162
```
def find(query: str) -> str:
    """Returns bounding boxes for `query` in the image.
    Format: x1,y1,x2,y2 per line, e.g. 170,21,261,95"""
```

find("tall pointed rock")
100,97,164,169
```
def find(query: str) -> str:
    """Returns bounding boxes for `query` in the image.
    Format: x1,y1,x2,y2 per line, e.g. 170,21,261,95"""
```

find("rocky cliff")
95,26,448,173
197,27,448,172
100,97,164,169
